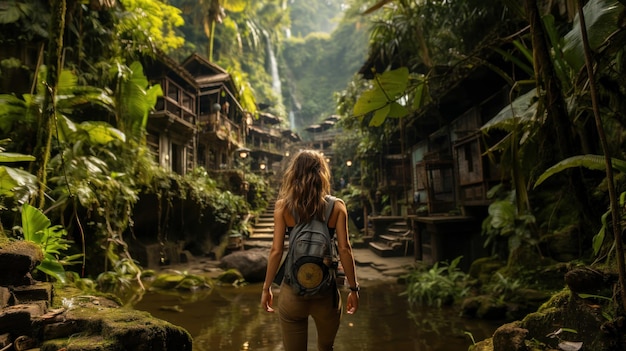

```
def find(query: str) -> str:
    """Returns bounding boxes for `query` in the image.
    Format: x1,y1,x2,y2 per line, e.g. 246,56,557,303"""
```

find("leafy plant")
486,272,522,300
533,155,626,259
96,257,146,305
481,185,537,260
0,139,37,209
401,256,469,308
18,203,82,284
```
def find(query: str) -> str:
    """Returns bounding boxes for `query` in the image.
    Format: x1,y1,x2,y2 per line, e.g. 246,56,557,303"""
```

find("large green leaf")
0,153,36,162
375,67,409,98
0,1,31,24
21,203,51,244
353,67,409,120
353,89,386,117
412,75,431,110
482,89,538,132
487,200,516,230
534,155,626,188
81,121,126,144
116,61,162,142
388,102,409,118
37,258,67,284
0,94,29,133
223,0,248,13
369,104,390,127
55,115,77,143
57,69,78,92
563,0,624,71
593,211,609,255
0,166,37,197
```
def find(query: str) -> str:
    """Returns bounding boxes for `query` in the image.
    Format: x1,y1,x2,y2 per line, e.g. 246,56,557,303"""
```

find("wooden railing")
200,112,243,144
153,78,196,126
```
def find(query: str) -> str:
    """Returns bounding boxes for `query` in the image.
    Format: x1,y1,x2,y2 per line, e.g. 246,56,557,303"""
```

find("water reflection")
134,282,499,351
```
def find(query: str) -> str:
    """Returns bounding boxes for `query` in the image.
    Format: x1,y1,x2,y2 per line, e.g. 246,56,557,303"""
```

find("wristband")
349,285,360,292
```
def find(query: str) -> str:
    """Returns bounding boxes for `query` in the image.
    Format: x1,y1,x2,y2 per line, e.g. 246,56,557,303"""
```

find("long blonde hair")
278,150,331,223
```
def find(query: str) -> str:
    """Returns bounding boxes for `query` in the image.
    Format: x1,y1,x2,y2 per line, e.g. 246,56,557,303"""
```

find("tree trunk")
525,0,593,222
525,0,573,162
32,0,66,209
576,0,626,312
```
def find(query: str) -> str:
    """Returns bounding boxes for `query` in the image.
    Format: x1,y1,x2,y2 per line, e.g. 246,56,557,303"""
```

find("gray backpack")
284,195,338,296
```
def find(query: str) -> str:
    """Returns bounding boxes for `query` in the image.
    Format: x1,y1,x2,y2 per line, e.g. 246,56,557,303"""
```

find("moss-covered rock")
492,321,528,351
539,225,582,262
37,299,192,351
520,290,622,351
0,240,43,286
468,256,505,285
461,295,508,320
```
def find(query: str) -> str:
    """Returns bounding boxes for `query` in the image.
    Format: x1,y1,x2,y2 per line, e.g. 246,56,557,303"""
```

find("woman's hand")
261,287,274,312
346,291,359,314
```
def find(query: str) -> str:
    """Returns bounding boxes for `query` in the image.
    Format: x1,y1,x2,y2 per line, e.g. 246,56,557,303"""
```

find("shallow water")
134,282,499,351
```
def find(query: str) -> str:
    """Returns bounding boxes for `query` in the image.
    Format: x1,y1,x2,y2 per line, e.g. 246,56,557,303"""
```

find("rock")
0,333,10,349
461,295,507,320
564,266,616,296
12,282,54,304
468,256,504,284
0,304,32,336
492,321,528,351
14,335,37,351
470,338,493,351
0,241,43,286
38,303,193,351
0,239,192,351
539,226,581,262
0,287,11,308
520,289,611,350
219,249,268,283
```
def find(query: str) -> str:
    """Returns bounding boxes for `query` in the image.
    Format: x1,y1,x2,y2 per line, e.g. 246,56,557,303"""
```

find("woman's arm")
334,199,359,314
261,200,287,312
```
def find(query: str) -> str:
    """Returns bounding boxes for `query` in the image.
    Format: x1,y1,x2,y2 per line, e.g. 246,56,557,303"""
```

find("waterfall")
289,110,296,130
265,32,282,97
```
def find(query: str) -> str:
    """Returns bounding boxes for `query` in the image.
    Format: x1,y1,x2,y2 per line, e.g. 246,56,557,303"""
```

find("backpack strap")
323,195,336,230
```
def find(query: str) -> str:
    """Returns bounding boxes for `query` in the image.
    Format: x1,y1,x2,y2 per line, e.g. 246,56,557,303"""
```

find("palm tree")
197,0,248,62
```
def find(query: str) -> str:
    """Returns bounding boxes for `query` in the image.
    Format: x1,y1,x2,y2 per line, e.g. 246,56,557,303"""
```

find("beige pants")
278,283,342,351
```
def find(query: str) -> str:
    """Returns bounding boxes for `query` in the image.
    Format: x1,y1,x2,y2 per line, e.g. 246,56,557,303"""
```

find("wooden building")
357,50,526,268
142,52,199,175
246,111,294,175
181,53,247,172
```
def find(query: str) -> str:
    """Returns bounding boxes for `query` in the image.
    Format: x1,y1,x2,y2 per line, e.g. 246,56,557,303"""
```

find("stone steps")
368,220,414,258
246,199,280,249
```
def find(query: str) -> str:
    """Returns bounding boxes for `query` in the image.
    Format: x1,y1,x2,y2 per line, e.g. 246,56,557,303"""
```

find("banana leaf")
534,155,626,188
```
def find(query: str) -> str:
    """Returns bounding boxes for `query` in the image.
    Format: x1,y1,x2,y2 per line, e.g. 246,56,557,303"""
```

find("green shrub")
401,256,469,308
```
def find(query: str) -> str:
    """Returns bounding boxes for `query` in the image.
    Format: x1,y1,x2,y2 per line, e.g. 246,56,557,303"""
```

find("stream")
134,281,500,351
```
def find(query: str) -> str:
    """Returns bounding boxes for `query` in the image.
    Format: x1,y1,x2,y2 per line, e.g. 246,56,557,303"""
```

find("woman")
261,149,359,351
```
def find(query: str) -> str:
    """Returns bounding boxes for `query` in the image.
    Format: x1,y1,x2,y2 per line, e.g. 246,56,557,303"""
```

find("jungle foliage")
332,0,626,315
0,0,266,299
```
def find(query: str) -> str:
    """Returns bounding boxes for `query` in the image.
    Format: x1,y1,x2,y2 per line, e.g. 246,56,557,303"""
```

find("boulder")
461,295,508,320
492,321,528,351
219,249,268,283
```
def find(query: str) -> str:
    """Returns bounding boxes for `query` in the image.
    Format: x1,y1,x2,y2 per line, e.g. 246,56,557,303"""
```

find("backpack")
283,195,338,296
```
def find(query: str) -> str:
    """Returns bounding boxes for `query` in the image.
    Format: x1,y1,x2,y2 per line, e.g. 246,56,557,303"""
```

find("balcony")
199,112,243,145
151,78,196,136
